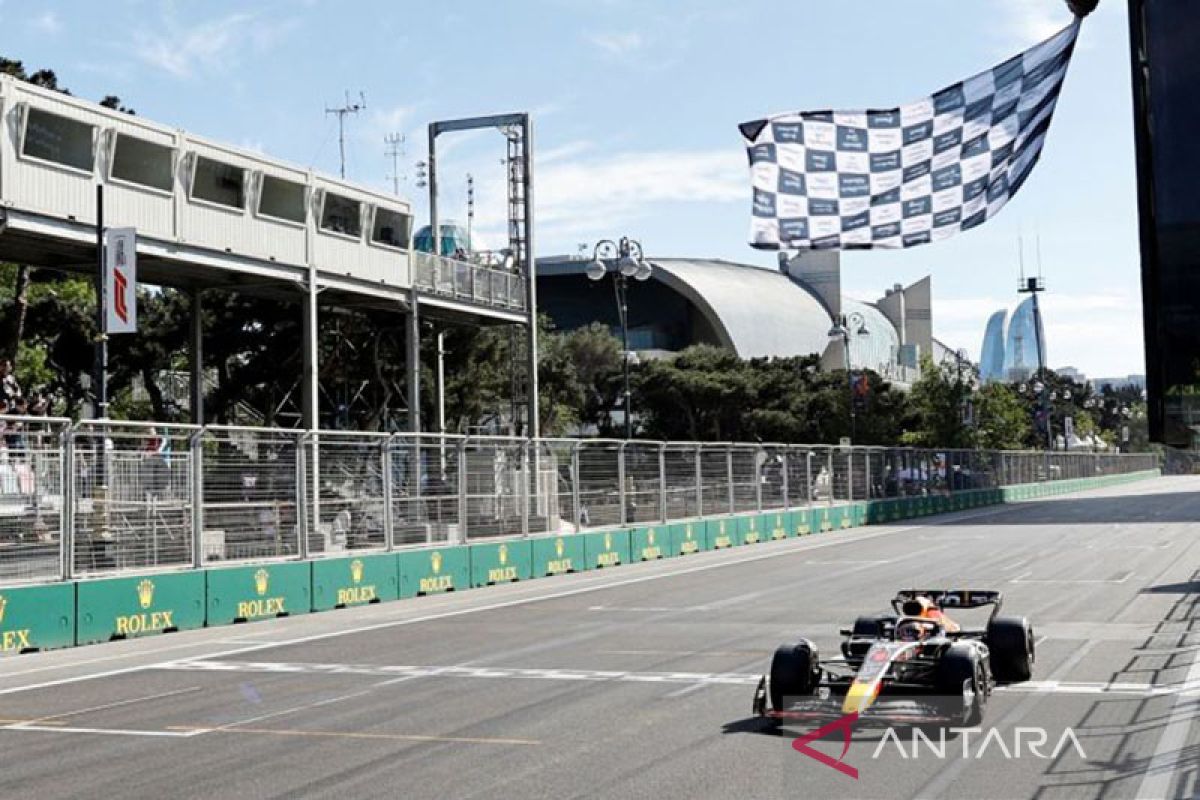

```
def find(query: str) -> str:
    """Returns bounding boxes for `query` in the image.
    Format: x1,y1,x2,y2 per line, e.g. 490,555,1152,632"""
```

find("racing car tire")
769,640,820,713
934,644,986,727
986,616,1035,682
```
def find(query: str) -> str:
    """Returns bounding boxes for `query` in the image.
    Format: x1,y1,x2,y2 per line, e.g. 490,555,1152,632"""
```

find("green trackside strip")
0,582,74,653
791,508,814,536
705,516,736,550
398,545,470,597
311,553,399,611
470,540,533,587
206,562,311,626
737,514,763,546
76,571,205,645
669,520,707,555
530,533,587,577
630,524,669,562
764,510,791,541
584,529,631,569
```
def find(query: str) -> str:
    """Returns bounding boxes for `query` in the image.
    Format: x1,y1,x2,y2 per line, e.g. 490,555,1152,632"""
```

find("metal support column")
806,451,814,506
755,447,764,512
522,116,540,440
617,442,628,527
189,289,204,424
189,428,205,568
571,442,582,530
726,446,735,514
302,268,320,546
455,438,469,544
60,426,76,580
659,443,668,523
382,437,394,550
781,448,789,509
520,440,531,536
694,445,703,517
407,287,421,433
827,449,834,505
296,434,309,560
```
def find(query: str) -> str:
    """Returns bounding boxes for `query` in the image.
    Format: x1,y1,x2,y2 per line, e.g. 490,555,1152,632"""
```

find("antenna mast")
385,133,406,195
325,90,366,179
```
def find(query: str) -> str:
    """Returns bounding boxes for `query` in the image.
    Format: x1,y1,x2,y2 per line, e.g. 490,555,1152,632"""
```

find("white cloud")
524,146,746,244
588,30,645,56
31,10,60,34
133,12,260,78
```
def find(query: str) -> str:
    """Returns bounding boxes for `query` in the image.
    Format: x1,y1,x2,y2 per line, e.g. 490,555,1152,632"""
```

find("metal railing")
0,416,1159,584
412,251,526,311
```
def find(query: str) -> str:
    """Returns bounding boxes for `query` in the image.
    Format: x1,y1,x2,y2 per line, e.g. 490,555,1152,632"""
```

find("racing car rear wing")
892,589,1003,620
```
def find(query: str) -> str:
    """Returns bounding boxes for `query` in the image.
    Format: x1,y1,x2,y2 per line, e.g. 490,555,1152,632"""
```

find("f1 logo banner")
104,227,137,334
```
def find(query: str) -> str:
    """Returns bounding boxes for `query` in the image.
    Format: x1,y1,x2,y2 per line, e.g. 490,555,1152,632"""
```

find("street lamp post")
588,237,653,439
828,312,869,445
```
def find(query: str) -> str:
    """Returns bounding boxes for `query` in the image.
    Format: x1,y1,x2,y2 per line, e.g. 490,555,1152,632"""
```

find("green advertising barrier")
470,540,533,587
669,520,706,555
738,514,763,545
631,524,668,561
207,562,311,626
764,510,790,540
398,545,470,597
0,583,74,653
531,534,586,576
791,508,814,536
311,553,399,611
706,516,737,549
77,571,205,645
584,529,631,569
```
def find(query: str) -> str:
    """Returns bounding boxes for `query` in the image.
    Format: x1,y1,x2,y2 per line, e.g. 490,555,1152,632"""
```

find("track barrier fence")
0,417,1159,586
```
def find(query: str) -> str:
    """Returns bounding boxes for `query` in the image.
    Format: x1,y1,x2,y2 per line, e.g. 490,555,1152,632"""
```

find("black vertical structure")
1128,0,1200,446
93,184,107,421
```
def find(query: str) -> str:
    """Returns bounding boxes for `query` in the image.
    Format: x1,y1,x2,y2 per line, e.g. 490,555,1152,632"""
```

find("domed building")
536,250,962,387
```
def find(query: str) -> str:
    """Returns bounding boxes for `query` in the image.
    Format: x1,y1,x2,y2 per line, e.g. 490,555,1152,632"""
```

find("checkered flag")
740,19,1081,251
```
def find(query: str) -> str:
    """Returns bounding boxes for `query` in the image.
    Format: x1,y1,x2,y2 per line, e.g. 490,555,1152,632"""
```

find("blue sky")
4,0,1142,379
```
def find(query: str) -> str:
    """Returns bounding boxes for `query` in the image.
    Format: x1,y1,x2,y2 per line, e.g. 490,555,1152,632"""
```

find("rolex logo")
686,526,693,539
499,544,508,565
648,529,655,545
431,551,443,574
555,538,564,558
604,533,612,550
137,579,155,610
0,594,7,624
254,568,270,596
350,559,364,584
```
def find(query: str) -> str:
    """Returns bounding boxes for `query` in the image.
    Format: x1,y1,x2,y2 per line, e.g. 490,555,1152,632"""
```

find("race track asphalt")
1,475,1198,800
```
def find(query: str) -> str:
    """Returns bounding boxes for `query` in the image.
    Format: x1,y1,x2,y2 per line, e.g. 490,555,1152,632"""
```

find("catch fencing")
0,416,1159,584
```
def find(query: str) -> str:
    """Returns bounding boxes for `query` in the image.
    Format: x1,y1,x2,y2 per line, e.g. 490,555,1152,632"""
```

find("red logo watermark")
791,712,859,780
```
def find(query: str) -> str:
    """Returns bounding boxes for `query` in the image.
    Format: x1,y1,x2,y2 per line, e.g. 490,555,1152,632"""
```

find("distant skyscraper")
979,310,1008,382
1004,296,1046,382
977,296,1048,383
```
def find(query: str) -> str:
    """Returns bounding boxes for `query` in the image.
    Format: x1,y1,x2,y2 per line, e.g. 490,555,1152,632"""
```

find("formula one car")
752,589,1035,726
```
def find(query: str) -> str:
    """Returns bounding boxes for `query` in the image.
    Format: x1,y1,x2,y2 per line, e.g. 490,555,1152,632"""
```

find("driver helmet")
901,596,938,618
895,619,928,642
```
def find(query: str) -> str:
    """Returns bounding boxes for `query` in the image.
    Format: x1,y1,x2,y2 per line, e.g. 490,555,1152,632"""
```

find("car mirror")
839,628,852,636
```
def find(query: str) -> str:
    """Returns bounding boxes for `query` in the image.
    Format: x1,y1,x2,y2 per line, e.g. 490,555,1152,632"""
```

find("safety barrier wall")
0,466,1159,655
0,419,1158,588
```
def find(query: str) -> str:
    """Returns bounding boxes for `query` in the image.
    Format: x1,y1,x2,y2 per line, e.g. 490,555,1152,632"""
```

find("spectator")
0,360,21,404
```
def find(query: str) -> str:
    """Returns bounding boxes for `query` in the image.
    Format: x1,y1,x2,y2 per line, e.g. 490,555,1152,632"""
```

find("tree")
973,382,1030,450
901,355,975,448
